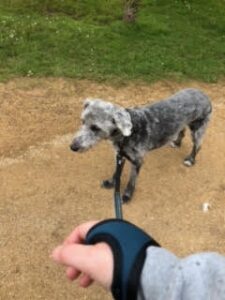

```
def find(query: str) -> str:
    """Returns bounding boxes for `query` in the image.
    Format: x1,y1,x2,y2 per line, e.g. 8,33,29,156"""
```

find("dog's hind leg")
122,159,142,203
102,157,126,189
171,128,186,148
184,115,211,166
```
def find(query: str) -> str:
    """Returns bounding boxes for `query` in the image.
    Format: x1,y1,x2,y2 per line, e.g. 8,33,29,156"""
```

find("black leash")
114,153,124,219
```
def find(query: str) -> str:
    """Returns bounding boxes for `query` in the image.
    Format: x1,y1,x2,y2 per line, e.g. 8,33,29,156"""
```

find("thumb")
52,243,113,289
52,244,94,270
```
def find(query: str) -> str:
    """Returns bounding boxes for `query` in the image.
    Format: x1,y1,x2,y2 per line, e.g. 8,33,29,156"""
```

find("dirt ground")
0,78,225,300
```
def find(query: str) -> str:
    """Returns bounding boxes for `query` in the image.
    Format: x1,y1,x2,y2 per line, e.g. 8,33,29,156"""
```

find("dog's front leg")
102,156,126,189
123,159,142,203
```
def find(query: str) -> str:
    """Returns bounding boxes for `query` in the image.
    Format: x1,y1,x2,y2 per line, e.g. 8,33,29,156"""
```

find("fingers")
58,221,100,282
63,221,99,245
52,244,95,285
66,267,93,287
66,266,80,281
79,274,94,288
52,221,113,290
52,242,113,290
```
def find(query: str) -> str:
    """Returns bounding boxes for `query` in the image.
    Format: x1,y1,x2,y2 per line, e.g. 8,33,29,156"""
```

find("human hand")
51,221,113,290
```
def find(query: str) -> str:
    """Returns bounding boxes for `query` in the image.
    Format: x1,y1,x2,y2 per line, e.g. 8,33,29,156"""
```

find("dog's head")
70,98,132,152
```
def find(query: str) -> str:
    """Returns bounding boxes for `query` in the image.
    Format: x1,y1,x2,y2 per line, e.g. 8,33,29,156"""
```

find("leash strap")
114,154,124,219
85,219,160,300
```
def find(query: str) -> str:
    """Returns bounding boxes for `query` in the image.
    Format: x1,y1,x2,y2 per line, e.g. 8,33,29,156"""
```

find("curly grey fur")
71,88,212,202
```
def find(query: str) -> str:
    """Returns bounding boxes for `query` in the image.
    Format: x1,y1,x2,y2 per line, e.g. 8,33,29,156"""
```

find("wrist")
94,242,114,290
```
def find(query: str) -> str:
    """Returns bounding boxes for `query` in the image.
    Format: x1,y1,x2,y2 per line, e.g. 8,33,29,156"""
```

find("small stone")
202,202,211,212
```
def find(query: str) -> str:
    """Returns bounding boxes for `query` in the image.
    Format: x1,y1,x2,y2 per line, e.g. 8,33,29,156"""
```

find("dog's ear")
113,108,132,136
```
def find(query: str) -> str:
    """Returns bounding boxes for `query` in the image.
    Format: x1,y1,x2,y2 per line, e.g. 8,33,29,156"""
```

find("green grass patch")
0,0,224,82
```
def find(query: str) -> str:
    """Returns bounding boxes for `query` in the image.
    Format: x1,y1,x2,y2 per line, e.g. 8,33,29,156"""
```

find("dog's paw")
122,193,131,203
183,157,195,167
101,179,115,189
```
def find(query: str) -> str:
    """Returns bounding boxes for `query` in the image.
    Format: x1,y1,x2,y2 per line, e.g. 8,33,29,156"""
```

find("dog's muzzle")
70,142,80,152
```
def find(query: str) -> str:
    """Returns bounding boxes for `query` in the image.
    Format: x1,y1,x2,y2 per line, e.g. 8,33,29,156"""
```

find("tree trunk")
123,0,140,23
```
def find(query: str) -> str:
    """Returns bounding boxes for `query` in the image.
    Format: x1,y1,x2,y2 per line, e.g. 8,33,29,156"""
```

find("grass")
0,0,224,82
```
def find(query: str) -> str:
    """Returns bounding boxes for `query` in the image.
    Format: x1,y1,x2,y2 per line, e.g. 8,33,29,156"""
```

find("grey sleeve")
137,247,225,300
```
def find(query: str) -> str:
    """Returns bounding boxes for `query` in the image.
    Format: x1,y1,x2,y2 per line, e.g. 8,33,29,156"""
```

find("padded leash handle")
85,219,160,300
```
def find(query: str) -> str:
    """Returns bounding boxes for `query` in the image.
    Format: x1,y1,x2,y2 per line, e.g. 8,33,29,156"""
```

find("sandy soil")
0,78,225,300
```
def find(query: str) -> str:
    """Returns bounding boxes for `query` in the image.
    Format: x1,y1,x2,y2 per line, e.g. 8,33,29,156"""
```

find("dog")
70,88,212,202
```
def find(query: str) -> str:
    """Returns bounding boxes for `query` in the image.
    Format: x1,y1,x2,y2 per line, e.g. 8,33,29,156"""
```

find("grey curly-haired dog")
70,88,212,202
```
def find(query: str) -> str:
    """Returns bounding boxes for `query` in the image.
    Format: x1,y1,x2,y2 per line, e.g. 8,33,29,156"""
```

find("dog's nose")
70,143,80,152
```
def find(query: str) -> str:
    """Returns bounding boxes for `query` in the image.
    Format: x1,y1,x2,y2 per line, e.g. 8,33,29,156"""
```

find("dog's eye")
90,125,100,132
110,128,119,137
